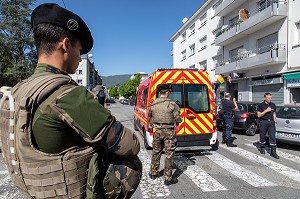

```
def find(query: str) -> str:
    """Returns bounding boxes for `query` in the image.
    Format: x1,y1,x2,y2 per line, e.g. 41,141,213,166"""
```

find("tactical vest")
0,73,95,198
150,98,175,125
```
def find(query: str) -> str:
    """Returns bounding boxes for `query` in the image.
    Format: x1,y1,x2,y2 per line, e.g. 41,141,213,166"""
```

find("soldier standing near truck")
148,84,182,186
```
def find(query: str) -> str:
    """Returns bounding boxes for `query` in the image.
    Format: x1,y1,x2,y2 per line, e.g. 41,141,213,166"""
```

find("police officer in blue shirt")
257,92,279,159
221,92,238,147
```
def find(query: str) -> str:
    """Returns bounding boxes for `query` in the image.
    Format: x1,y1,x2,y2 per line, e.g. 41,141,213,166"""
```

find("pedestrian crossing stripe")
174,156,227,192
220,145,300,184
245,143,300,164
206,152,275,187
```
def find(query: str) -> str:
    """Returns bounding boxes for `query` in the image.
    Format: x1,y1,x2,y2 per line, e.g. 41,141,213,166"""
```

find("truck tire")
211,140,219,151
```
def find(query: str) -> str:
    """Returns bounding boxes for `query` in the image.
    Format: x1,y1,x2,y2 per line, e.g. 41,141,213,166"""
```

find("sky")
33,0,206,76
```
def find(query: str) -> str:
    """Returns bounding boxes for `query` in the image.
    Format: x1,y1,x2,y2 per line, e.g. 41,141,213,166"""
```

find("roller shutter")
252,84,284,104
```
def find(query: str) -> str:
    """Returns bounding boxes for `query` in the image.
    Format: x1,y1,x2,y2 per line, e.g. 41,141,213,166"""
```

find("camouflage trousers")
150,128,177,181
87,153,143,199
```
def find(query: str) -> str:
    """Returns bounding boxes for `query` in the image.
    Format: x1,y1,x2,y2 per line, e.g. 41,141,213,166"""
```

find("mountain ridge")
101,74,132,88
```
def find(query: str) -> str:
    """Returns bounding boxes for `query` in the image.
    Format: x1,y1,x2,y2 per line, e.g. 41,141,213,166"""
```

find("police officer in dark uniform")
257,92,279,159
221,92,238,147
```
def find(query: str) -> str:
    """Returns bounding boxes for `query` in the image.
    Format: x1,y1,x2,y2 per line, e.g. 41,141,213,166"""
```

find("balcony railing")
215,43,286,74
215,0,287,45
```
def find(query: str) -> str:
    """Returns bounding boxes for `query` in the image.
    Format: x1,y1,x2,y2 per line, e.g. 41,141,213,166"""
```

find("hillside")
102,74,132,88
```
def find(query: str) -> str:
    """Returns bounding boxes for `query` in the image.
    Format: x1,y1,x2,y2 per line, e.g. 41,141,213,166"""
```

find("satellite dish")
182,18,188,24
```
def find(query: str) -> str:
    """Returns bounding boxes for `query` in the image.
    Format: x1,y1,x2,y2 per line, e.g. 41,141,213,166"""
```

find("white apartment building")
170,0,221,84
170,0,300,105
69,57,102,90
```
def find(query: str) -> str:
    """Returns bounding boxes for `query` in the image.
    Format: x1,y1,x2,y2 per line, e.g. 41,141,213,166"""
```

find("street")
1,102,300,199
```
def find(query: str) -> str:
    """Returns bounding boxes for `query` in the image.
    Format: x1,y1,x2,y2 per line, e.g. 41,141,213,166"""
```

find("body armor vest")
0,73,95,198
150,98,175,125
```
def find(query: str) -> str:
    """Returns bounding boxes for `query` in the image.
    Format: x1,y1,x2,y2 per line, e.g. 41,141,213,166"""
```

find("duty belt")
261,119,273,121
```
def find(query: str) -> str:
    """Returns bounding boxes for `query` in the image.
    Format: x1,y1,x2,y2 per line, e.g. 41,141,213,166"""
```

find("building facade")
69,57,102,90
169,0,221,84
170,0,300,105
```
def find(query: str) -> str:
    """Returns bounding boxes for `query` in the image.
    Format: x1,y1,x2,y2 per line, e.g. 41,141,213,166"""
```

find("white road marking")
220,145,300,183
0,170,9,175
174,156,227,192
245,143,300,164
138,149,171,198
0,175,11,187
206,152,275,187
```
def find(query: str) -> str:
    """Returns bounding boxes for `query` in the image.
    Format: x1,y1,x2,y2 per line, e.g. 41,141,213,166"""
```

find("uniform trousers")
259,120,276,145
222,114,234,142
150,128,177,181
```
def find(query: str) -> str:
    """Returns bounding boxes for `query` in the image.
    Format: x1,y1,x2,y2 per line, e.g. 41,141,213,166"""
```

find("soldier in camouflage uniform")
148,84,182,186
1,3,142,198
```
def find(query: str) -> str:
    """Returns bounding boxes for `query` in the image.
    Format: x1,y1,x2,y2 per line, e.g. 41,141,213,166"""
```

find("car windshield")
276,106,300,119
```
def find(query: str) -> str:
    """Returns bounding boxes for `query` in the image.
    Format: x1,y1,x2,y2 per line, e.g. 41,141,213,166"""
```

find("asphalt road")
1,102,300,199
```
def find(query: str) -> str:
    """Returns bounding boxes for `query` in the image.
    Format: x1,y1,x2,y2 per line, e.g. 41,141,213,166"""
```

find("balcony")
215,44,286,75
215,0,247,16
215,1,287,46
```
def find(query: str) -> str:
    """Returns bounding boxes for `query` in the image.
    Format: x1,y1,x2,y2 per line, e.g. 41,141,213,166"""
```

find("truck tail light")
240,112,250,119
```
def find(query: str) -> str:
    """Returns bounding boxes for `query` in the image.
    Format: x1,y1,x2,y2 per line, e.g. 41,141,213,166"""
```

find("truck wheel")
211,140,219,151
144,131,152,150
245,123,257,136
133,117,139,131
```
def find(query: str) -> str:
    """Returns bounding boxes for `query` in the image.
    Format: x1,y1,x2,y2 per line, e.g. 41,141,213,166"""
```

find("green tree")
109,86,119,98
0,0,37,85
119,74,141,99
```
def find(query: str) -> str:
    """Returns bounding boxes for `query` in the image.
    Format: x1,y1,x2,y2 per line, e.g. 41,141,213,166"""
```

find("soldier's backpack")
0,73,96,198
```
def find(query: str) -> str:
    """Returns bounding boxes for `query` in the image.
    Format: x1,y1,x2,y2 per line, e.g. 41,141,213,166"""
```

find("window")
185,84,210,113
213,0,222,10
229,46,244,62
199,36,207,51
181,50,186,61
276,106,300,119
156,84,183,107
212,55,222,69
296,22,300,44
190,23,195,36
212,26,221,43
181,31,186,42
199,13,207,28
78,70,82,74
142,88,148,106
189,44,195,56
257,32,278,54
189,65,196,69
77,79,82,84
229,15,239,26
199,60,207,71
258,0,272,12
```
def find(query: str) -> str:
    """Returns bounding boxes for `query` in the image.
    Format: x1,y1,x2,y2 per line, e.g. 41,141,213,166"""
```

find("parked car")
120,99,129,105
216,101,260,136
275,104,300,145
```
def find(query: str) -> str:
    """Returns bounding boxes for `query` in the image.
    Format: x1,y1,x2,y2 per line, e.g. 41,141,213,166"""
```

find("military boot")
259,143,265,154
226,137,237,147
270,146,279,159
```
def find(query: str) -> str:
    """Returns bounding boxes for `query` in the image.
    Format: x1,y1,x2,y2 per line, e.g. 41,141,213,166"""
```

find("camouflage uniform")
149,97,182,181
31,64,142,198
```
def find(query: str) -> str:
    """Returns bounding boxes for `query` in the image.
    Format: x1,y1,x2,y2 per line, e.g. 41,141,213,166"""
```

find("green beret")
31,3,93,54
